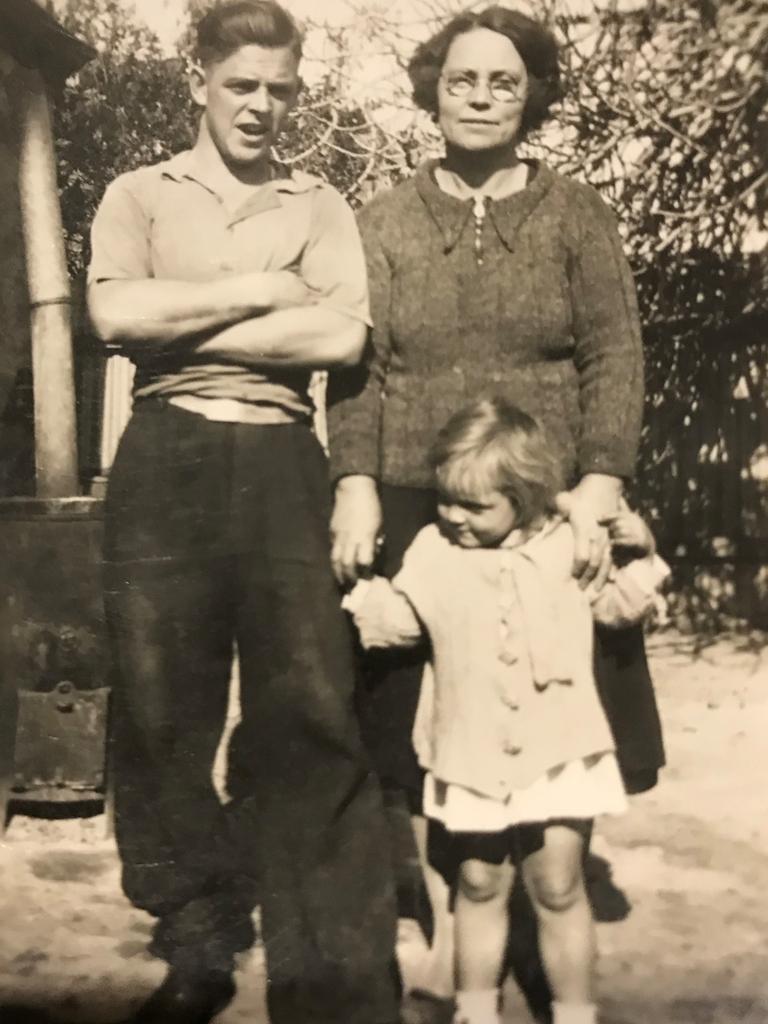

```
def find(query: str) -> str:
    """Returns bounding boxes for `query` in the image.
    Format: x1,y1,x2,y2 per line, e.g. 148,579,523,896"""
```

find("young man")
88,4,399,1023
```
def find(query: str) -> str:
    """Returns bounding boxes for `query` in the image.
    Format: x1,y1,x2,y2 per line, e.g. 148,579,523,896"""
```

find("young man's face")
190,43,300,172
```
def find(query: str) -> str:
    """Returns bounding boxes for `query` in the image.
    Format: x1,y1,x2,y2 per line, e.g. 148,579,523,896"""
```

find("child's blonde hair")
429,397,564,528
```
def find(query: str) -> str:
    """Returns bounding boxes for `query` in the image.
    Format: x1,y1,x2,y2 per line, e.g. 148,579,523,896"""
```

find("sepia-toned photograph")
0,1,766,1022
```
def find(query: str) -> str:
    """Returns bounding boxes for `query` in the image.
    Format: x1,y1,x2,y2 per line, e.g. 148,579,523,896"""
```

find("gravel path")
0,630,765,1023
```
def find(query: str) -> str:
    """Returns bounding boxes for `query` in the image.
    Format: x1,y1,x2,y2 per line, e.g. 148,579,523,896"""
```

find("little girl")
343,397,668,1024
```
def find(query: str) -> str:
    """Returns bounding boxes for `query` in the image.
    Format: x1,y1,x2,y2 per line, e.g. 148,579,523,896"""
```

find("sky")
48,0,648,135
58,0,646,111
58,0,647,56
130,0,359,50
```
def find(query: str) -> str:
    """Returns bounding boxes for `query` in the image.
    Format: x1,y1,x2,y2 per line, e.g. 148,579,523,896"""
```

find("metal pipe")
16,62,79,498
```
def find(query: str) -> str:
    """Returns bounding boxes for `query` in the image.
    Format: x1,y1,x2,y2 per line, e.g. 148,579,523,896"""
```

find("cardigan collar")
413,158,556,254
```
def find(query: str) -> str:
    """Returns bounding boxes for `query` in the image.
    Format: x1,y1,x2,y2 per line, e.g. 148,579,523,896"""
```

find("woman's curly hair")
407,6,561,138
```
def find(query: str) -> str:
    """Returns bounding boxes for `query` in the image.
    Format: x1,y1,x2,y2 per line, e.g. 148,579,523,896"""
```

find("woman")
328,5,664,1019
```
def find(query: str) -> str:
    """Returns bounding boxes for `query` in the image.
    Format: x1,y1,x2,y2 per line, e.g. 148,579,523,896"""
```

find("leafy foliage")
54,0,196,277
52,0,768,621
53,0,396,277
332,0,768,562
543,0,768,557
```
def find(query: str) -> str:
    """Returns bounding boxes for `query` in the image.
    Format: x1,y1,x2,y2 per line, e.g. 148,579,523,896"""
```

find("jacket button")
504,743,522,756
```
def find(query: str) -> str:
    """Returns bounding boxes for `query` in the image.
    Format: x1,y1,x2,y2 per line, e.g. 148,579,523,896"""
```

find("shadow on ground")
505,852,632,1024
585,853,632,922
0,999,133,1024
0,1009,70,1024
0,1007,118,1024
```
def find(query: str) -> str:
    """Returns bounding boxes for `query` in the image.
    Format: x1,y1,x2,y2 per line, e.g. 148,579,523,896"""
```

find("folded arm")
87,271,310,355
192,305,367,370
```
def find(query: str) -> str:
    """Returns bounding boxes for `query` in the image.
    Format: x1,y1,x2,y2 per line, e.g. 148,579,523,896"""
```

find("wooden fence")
35,322,768,628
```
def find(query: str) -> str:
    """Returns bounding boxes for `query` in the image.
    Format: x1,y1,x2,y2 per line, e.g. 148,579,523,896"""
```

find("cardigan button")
503,742,522,756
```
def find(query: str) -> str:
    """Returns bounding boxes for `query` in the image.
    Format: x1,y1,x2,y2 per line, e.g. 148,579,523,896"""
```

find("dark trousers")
103,403,399,1024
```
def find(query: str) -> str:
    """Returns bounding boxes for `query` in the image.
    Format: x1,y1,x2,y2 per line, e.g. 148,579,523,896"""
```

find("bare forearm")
193,307,366,370
87,272,299,353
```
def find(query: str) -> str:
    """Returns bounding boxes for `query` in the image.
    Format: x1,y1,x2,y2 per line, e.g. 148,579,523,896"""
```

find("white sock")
552,1001,598,1024
454,988,500,1024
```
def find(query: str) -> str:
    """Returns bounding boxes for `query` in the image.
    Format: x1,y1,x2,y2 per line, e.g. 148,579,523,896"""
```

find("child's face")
437,487,518,548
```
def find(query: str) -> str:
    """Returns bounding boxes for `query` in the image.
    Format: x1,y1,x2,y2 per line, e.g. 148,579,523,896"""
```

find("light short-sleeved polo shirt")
88,150,371,422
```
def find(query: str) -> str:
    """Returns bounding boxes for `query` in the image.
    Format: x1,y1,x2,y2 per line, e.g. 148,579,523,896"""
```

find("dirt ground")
0,629,766,1024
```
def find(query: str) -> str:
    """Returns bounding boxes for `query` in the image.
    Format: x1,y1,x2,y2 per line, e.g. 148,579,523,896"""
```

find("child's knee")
528,864,584,914
457,858,509,903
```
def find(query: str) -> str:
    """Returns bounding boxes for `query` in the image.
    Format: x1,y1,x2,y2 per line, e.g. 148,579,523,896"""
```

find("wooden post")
16,62,79,498
91,352,135,496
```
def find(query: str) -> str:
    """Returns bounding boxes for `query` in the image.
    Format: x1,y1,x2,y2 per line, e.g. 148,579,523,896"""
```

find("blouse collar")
413,158,556,254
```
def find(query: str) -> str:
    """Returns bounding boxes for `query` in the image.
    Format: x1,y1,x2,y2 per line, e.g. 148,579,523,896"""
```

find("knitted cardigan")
327,160,644,488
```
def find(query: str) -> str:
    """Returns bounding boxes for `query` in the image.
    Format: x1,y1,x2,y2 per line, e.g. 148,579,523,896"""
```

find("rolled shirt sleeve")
301,185,371,326
87,172,153,285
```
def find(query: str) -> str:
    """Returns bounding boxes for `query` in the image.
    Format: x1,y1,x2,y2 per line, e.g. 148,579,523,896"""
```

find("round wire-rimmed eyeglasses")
440,72,524,103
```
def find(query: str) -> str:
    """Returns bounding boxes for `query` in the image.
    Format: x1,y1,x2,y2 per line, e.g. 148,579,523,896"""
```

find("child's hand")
605,510,654,553
341,577,423,649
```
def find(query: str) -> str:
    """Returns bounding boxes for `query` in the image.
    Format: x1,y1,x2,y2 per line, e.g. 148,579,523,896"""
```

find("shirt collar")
500,515,564,555
413,158,555,254
160,149,323,194
160,150,324,223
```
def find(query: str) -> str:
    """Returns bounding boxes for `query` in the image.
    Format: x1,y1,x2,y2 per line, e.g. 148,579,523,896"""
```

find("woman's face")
436,27,528,154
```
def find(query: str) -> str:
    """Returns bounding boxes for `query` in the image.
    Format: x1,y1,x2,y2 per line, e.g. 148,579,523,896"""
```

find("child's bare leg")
410,813,454,997
453,856,513,1024
522,823,597,1024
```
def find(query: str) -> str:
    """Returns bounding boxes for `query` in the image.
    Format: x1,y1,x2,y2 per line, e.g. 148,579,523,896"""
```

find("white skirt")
423,752,627,833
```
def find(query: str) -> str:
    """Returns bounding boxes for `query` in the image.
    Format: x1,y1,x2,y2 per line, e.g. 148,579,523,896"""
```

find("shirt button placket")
220,216,235,273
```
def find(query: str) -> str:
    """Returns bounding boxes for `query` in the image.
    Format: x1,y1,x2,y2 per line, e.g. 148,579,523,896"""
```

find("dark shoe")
400,988,456,1024
124,965,236,1023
